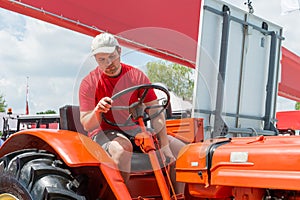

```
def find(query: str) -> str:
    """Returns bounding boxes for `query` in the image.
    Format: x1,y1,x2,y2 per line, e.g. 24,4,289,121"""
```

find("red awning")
0,0,201,68
276,110,300,130
1,0,300,101
279,47,300,102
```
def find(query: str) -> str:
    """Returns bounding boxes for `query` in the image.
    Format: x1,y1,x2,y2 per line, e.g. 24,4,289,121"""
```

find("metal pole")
212,6,231,138
264,32,277,130
25,76,29,115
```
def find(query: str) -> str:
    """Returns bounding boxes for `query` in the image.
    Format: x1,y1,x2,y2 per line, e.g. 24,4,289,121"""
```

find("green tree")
295,102,300,110
146,61,194,101
36,110,57,114
0,93,7,112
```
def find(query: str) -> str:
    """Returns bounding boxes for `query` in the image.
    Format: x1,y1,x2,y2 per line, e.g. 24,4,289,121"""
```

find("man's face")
95,48,121,76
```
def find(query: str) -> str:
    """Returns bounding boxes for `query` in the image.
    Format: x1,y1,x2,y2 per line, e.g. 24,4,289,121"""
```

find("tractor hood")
176,135,300,191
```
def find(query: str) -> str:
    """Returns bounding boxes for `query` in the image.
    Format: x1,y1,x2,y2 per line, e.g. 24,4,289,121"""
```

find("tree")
146,61,194,101
36,110,57,114
295,102,300,110
0,93,7,113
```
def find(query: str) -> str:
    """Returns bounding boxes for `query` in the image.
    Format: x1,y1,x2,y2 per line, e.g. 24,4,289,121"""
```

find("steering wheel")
102,83,170,127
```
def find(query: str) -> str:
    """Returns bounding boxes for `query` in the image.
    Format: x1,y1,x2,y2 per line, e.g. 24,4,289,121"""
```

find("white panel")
193,0,282,138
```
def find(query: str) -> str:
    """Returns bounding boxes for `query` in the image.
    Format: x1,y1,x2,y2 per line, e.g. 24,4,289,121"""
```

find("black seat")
59,105,88,135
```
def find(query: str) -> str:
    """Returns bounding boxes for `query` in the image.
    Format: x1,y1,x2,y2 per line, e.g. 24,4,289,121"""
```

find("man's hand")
95,97,113,113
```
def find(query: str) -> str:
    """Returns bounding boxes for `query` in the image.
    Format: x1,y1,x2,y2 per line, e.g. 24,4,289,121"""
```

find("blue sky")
0,0,300,115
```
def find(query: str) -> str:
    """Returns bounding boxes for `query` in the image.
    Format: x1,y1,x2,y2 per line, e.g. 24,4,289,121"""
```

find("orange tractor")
1,84,300,200
2,0,300,199
0,83,202,200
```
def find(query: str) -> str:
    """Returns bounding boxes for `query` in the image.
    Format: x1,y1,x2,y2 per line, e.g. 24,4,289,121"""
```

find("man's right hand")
95,97,113,113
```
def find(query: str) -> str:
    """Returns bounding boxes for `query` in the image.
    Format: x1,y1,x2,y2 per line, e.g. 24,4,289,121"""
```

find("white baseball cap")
91,33,119,55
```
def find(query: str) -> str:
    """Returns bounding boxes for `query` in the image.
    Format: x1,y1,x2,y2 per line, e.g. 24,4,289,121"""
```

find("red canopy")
278,47,300,102
0,0,200,68
1,0,300,101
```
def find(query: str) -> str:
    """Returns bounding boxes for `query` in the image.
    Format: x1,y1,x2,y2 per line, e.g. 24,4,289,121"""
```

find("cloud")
0,8,93,114
280,0,300,15
1,13,92,78
0,8,26,40
0,8,158,115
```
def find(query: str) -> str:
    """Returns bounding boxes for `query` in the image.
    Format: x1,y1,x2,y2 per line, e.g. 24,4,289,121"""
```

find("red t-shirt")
79,63,157,137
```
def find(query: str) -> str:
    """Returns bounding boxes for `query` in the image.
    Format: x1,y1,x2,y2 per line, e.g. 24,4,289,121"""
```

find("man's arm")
80,110,100,132
80,97,112,132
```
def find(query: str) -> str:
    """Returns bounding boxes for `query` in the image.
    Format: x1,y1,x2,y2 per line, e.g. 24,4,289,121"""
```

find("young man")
79,32,184,193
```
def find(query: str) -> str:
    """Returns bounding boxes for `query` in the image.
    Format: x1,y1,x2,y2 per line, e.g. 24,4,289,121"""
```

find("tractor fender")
0,129,132,199
0,128,113,166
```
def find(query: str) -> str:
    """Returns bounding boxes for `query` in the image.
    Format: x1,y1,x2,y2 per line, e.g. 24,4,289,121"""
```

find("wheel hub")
0,193,19,200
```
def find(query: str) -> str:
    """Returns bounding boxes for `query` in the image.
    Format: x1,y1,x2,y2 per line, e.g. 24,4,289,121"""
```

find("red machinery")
276,110,300,135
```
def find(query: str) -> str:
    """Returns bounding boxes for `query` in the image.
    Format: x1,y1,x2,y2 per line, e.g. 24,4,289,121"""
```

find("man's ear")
117,46,121,54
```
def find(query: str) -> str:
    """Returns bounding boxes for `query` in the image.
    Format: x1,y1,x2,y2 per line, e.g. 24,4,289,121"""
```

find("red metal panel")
0,0,201,68
212,136,300,190
278,47,300,101
276,110,300,130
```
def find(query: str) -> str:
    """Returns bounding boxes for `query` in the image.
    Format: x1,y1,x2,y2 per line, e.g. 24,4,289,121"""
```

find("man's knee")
168,135,186,158
114,134,133,152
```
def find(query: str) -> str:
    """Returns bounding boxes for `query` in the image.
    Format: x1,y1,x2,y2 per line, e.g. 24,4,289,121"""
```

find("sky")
0,6,159,115
0,0,300,115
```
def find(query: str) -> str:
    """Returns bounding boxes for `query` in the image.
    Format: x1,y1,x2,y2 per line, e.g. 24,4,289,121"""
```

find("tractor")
0,83,202,200
1,0,300,199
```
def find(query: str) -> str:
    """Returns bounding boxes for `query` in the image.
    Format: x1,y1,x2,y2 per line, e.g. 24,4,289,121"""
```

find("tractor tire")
0,149,86,200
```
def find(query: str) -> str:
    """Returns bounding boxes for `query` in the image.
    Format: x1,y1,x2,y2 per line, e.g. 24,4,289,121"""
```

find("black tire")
0,175,32,200
0,149,86,200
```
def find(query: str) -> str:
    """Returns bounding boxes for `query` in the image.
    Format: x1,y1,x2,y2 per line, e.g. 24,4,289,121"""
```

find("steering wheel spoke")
102,83,170,127
110,105,130,110
146,104,165,110
124,114,134,126
139,88,150,102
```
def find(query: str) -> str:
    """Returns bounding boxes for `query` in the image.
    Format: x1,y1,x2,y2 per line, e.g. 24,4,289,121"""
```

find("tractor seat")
131,148,169,173
59,105,168,173
59,105,88,135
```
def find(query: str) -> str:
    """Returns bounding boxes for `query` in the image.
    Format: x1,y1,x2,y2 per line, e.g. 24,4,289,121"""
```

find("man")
79,32,184,194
